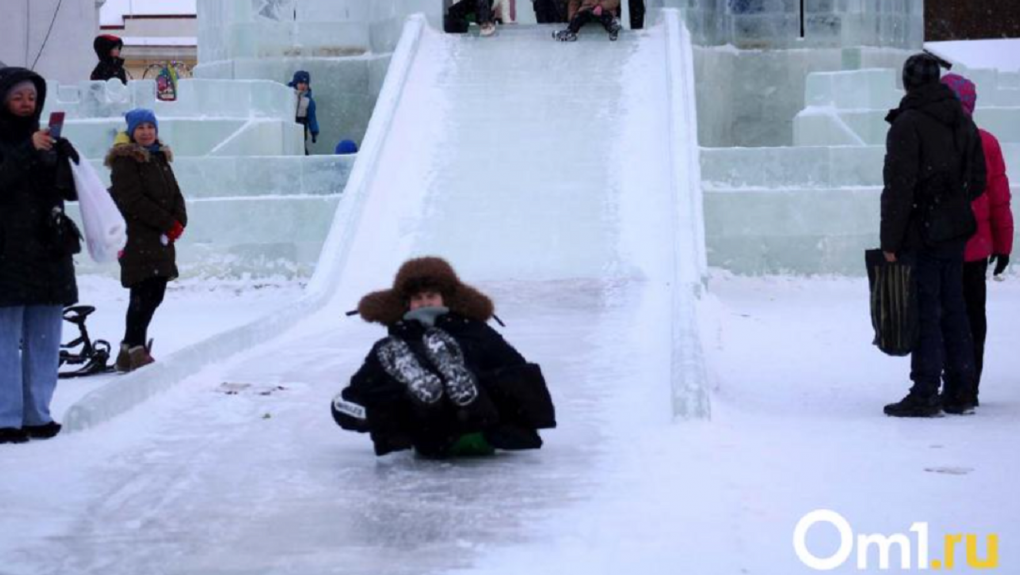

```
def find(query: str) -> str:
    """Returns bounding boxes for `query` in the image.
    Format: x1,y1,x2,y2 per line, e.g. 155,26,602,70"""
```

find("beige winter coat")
567,0,621,21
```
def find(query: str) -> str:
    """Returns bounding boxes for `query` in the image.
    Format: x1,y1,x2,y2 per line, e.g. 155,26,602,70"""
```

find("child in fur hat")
332,257,556,458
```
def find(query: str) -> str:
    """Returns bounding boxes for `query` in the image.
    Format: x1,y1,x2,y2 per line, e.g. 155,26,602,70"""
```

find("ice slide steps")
64,10,709,430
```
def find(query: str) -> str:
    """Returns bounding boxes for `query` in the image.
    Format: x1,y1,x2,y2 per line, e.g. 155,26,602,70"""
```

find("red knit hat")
941,73,977,116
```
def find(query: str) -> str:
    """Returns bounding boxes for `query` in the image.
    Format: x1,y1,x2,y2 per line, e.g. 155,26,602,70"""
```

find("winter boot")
883,392,942,418
447,432,495,457
422,328,478,406
941,378,977,415
115,343,132,373
553,29,578,42
24,421,62,440
940,391,976,415
376,337,444,405
606,18,622,41
0,428,29,444
128,345,155,371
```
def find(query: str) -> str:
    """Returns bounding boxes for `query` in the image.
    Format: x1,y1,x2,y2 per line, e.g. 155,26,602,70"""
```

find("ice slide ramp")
311,11,711,417
64,10,708,429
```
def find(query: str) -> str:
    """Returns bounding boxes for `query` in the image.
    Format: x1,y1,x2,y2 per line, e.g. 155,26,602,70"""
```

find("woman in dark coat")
105,109,187,373
332,257,556,458
0,67,80,444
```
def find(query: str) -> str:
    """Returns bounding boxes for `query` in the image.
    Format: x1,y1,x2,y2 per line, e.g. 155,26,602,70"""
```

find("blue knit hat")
125,108,158,139
335,139,358,155
288,70,311,88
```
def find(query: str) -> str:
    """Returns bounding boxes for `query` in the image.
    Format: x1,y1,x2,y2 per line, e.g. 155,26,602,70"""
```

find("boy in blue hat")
288,71,319,155
335,139,358,155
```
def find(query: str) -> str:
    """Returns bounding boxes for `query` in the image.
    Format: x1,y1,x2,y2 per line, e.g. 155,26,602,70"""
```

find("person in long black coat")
880,54,987,418
332,257,556,458
0,67,80,444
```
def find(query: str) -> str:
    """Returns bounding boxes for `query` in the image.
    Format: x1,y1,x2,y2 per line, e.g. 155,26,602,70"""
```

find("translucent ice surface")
193,0,443,155
651,0,923,49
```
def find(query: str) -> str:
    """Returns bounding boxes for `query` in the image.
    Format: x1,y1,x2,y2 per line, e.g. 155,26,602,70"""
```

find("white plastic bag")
68,159,127,263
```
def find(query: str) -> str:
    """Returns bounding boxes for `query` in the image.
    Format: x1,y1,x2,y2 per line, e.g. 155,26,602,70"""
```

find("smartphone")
48,111,66,140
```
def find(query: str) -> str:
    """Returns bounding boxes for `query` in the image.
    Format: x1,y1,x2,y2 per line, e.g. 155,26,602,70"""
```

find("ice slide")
40,11,709,573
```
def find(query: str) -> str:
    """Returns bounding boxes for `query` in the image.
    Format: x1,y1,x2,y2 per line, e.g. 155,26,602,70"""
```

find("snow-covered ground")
47,275,304,421
926,39,1020,73
2,272,1018,574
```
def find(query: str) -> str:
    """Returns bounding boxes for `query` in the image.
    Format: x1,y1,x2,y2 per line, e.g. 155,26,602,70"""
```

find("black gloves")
990,254,1010,276
55,138,80,165
311,134,318,144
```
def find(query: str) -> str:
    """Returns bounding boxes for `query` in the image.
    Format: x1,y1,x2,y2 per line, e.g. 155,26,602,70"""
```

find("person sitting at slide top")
332,257,556,458
554,0,622,42
445,0,498,37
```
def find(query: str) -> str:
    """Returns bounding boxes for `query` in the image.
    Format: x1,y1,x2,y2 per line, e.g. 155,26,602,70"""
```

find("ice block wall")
702,57,1020,274
194,0,444,155
701,143,1020,274
651,0,923,50
43,79,305,158
794,65,1020,146
693,45,910,147
68,155,356,279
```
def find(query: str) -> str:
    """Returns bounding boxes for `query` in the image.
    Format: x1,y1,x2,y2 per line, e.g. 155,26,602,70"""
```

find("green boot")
447,432,495,457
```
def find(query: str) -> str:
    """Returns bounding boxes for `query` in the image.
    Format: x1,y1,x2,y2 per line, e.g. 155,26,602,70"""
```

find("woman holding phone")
0,67,80,444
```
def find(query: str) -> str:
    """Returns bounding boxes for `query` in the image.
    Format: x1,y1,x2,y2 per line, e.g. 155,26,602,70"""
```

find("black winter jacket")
0,68,78,308
90,36,128,84
336,312,556,457
881,83,987,253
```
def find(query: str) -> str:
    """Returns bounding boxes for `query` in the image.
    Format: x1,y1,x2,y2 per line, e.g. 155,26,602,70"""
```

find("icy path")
48,276,304,420
1,279,670,574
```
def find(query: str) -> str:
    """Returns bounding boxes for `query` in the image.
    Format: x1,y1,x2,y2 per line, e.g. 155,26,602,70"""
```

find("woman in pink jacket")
942,73,1014,406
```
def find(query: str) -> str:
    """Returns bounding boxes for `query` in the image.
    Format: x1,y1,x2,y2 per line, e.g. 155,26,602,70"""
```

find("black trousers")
448,0,493,25
902,243,976,399
629,0,645,29
534,0,564,22
568,9,616,34
124,277,168,348
962,258,989,394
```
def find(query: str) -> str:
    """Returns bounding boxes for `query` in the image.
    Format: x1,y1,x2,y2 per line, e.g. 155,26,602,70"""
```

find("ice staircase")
64,10,709,430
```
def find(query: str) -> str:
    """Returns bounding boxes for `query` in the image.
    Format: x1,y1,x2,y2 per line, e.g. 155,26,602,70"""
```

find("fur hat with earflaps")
358,257,494,326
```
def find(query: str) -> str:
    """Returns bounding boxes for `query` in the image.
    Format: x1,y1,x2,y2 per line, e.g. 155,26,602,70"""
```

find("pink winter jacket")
965,129,1014,262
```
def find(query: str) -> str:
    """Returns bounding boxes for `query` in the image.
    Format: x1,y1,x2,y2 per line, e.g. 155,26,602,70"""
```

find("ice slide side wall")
62,16,429,431
664,10,711,419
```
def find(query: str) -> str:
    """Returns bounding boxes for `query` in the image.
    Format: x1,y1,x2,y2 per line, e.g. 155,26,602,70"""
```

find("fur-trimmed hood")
358,257,494,327
104,140,174,167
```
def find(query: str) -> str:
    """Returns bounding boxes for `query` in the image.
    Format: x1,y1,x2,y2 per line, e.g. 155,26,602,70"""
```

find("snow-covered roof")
926,39,1020,73
121,36,197,47
100,0,197,27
